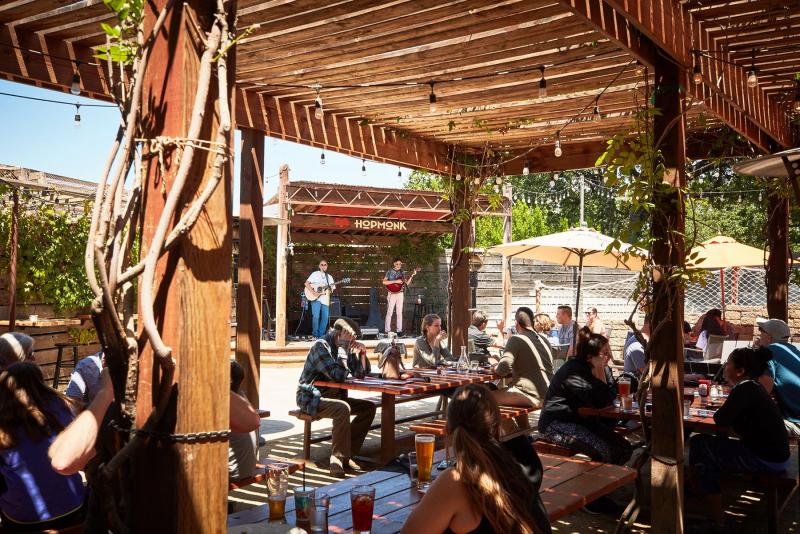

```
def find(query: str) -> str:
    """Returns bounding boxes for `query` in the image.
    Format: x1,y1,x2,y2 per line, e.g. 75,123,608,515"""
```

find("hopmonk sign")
292,214,450,234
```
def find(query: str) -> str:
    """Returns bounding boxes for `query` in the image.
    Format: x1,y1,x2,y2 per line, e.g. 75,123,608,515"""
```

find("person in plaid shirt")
296,317,376,477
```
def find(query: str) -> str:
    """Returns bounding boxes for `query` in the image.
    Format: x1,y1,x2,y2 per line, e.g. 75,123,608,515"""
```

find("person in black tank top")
688,347,790,527
401,384,550,534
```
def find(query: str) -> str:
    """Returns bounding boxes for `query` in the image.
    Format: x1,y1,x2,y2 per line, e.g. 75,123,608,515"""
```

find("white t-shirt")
306,271,335,306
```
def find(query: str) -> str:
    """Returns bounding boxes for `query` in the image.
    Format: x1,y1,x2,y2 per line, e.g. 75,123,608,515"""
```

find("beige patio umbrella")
488,226,646,346
687,235,767,318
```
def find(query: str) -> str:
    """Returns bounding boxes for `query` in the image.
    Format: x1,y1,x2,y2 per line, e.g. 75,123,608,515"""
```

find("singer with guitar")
305,260,336,338
382,258,419,336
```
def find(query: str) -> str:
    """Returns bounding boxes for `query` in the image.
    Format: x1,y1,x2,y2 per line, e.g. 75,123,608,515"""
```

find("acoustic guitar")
386,267,421,294
304,277,351,302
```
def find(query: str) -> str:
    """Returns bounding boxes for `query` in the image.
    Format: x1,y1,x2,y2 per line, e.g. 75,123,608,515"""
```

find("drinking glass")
408,452,419,487
293,486,315,529
415,433,435,488
683,399,692,419
310,492,330,534
266,463,289,521
351,485,376,534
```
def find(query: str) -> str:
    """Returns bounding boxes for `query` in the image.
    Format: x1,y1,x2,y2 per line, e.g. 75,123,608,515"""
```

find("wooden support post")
501,183,513,324
236,128,264,407
275,165,289,347
7,189,18,330
449,182,472,353
650,51,687,534
134,1,235,530
766,188,789,322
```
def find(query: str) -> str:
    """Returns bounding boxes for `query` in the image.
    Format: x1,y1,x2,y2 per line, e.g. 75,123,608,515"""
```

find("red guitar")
386,267,421,294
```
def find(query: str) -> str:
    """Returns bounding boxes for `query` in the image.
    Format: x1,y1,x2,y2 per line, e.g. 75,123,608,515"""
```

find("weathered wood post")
236,128,264,407
7,188,18,330
501,182,513,324
766,188,789,321
275,164,289,347
649,51,687,534
134,0,235,529
449,179,472,353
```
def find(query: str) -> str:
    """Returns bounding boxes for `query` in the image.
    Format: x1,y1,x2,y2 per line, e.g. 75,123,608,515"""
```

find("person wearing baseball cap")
755,318,800,437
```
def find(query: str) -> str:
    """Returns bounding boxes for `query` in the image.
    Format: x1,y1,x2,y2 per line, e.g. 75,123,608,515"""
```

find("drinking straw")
303,461,306,488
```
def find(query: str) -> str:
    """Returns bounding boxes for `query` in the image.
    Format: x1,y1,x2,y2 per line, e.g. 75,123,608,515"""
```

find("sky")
0,80,412,212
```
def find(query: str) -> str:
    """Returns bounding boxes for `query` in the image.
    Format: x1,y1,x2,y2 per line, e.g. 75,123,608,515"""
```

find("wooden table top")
315,369,497,396
228,451,637,532
578,395,726,432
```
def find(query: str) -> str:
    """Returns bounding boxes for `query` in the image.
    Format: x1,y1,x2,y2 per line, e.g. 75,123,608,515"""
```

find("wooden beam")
766,187,789,321
235,127,264,408
593,0,791,149
649,49,686,534
291,232,408,246
290,213,453,235
131,1,234,530
235,88,453,174
275,165,289,348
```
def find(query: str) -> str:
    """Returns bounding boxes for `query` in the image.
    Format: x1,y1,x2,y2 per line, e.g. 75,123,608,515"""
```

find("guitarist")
382,257,417,336
304,260,336,338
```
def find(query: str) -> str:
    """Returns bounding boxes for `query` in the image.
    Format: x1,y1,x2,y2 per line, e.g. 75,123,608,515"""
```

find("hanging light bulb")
692,52,702,85
473,177,481,185
73,103,81,128
522,160,530,176
549,175,556,188
313,87,324,120
493,185,500,193
70,72,81,96
759,191,763,202
738,194,742,203
634,61,644,77
428,82,437,113
495,176,503,185
455,173,462,181
592,99,601,120
397,167,402,178
320,151,326,165
746,49,758,89
554,133,562,158
361,158,366,177
538,66,547,98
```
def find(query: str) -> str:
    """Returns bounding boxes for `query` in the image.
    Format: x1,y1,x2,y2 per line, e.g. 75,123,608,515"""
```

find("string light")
70,70,81,96
73,103,81,128
495,176,503,185
320,151,325,165
538,66,547,98
522,161,530,176
746,49,758,89
554,133,562,158
428,82,437,113
361,158,366,177
313,86,323,120
397,167,402,178
634,61,644,77
592,99,600,120
692,52,702,85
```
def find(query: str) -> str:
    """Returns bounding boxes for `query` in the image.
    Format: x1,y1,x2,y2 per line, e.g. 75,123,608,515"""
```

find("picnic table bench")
311,369,498,462
228,450,637,532
408,405,536,440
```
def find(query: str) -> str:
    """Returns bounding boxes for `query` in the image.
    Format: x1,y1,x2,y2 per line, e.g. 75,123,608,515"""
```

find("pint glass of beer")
266,463,289,521
415,433,436,488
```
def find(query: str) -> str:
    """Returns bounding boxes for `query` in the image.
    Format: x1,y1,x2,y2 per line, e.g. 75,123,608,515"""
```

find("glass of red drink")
351,485,376,533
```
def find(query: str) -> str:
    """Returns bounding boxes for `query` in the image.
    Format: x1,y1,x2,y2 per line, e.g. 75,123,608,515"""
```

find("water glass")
351,485,376,534
683,399,692,419
408,452,419,487
310,492,329,534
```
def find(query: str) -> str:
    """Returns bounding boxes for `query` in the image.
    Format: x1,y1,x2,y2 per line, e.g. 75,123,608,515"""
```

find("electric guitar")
304,277,350,302
386,267,421,294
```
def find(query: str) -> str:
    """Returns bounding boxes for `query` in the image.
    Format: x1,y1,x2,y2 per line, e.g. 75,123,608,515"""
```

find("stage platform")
255,336,418,365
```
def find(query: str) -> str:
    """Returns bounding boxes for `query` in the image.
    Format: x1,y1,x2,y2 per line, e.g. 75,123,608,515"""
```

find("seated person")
533,313,554,335
295,318,376,477
0,362,85,531
412,314,453,368
585,307,606,336
229,360,259,483
755,318,800,437
556,305,576,357
467,310,504,361
695,308,728,351
683,320,696,347
492,307,554,411
401,384,551,534
623,315,650,379
538,327,632,465
688,347,790,527
0,332,36,370
65,351,104,407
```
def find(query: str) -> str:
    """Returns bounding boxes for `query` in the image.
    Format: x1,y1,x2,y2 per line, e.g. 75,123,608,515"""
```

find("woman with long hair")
413,313,454,368
402,384,550,534
695,308,728,350
0,362,85,530
538,327,632,466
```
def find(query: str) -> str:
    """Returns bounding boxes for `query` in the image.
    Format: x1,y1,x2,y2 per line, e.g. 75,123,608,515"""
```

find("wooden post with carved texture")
275,165,289,347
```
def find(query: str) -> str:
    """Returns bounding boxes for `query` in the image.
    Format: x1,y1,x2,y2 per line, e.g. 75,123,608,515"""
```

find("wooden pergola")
1,1,798,531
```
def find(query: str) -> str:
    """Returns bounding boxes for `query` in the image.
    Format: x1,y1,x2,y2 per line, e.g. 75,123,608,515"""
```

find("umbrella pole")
719,269,726,320
573,254,584,351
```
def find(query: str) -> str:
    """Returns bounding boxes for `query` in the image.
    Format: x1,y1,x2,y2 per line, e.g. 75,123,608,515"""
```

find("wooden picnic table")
228,450,637,532
316,369,497,462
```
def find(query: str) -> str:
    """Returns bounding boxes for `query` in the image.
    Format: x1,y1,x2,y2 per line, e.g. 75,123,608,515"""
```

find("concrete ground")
229,365,800,533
